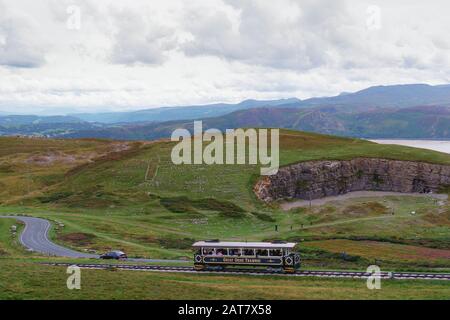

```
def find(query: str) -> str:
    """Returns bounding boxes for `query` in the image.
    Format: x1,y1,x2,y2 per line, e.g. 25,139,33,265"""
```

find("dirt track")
281,191,448,210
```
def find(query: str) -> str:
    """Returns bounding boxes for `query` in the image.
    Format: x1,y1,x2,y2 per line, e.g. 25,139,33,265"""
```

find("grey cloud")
1,0,450,114
110,8,177,65
181,0,353,71
0,3,46,68
180,0,450,73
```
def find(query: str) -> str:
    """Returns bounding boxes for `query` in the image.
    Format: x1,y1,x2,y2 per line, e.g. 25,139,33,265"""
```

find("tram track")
5,215,450,282
44,262,450,281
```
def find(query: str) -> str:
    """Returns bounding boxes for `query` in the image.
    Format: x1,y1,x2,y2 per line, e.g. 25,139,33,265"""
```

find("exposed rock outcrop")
254,158,450,202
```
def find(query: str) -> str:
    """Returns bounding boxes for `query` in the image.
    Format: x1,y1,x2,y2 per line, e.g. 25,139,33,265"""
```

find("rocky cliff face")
254,158,450,202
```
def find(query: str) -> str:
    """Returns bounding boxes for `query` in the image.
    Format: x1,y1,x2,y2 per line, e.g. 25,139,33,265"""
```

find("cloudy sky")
0,0,449,114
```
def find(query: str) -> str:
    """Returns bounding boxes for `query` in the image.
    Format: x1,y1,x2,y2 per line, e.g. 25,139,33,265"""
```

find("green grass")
303,240,450,264
0,137,140,204
14,130,450,210
0,260,449,300
1,195,447,270
0,218,31,258
159,196,246,218
0,131,450,298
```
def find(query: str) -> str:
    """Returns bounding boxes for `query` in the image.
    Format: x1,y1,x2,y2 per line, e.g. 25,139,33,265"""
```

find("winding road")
0,216,185,263
1,216,98,258
2,216,449,281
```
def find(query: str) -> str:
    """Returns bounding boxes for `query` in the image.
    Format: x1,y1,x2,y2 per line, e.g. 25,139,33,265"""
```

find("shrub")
251,212,276,222
160,197,246,218
38,191,73,203
160,196,200,215
57,232,96,246
192,198,245,218
0,248,8,256
157,237,196,249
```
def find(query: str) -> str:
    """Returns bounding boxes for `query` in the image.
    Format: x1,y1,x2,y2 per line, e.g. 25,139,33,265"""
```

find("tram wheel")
194,265,205,271
283,267,296,274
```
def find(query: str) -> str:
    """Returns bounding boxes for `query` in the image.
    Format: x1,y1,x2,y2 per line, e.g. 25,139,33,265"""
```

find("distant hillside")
69,84,450,124
3,83,450,139
70,98,301,123
296,84,450,111
59,105,450,140
340,105,450,138
0,115,104,137
0,115,84,126
202,105,450,139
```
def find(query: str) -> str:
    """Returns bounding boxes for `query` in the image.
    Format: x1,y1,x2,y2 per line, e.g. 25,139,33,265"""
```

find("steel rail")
44,262,450,281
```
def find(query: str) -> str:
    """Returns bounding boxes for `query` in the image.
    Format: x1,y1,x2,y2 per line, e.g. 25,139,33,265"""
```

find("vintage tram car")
192,240,300,273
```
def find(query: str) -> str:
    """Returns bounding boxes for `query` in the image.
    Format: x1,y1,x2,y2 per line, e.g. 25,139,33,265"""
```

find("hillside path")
281,191,448,210
0,216,186,263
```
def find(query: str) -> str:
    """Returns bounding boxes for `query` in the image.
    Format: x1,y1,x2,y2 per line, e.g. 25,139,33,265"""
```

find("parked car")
100,250,127,260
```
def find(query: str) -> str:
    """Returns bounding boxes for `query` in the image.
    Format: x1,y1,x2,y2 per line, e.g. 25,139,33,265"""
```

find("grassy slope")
0,131,450,299
0,260,449,300
0,137,140,203
0,218,27,257
23,130,450,208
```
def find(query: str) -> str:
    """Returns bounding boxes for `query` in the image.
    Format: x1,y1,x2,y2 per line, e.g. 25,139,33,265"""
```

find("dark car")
100,250,127,260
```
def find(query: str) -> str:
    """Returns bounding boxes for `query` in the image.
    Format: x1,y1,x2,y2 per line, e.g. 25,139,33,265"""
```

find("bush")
57,232,96,246
192,198,245,218
38,191,73,203
157,237,196,249
160,196,200,215
160,197,246,218
251,212,276,222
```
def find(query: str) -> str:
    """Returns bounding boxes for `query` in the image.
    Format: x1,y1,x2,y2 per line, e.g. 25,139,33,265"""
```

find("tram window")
202,248,214,255
256,249,268,257
269,249,282,256
243,249,255,256
215,249,226,256
229,248,241,256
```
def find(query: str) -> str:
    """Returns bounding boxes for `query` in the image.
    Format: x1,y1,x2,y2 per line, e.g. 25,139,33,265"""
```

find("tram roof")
192,241,297,249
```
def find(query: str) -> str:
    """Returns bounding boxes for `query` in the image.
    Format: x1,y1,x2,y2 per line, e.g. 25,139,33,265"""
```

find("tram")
192,240,300,273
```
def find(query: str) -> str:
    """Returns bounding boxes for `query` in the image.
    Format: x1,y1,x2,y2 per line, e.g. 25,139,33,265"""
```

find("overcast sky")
0,0,449,114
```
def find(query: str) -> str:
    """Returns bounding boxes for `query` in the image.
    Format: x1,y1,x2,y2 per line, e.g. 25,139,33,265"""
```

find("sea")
370,140,450,154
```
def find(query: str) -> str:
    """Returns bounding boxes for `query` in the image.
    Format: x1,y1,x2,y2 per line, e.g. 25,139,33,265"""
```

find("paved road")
0,216,98,258
0,216,186,263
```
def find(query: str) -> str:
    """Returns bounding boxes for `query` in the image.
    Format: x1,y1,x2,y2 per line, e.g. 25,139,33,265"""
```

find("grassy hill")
3,84,450,140
0,136,142,202
0,130,449,268
57,105,450,140
5,130,450,208
71,98,301,123
296,84,450,111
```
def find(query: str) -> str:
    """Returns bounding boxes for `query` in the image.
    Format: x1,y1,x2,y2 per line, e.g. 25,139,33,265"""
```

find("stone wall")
254,158,450,202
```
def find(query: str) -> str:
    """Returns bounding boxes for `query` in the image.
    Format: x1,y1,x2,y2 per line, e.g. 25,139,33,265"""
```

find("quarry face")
254,158,450,203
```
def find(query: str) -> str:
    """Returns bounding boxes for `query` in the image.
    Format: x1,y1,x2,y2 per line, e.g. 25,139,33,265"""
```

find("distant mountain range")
57,105,450,140
69,98,301,123
0,115,84,126
69,83,450,123
294,83,450,111
2,83,450,139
